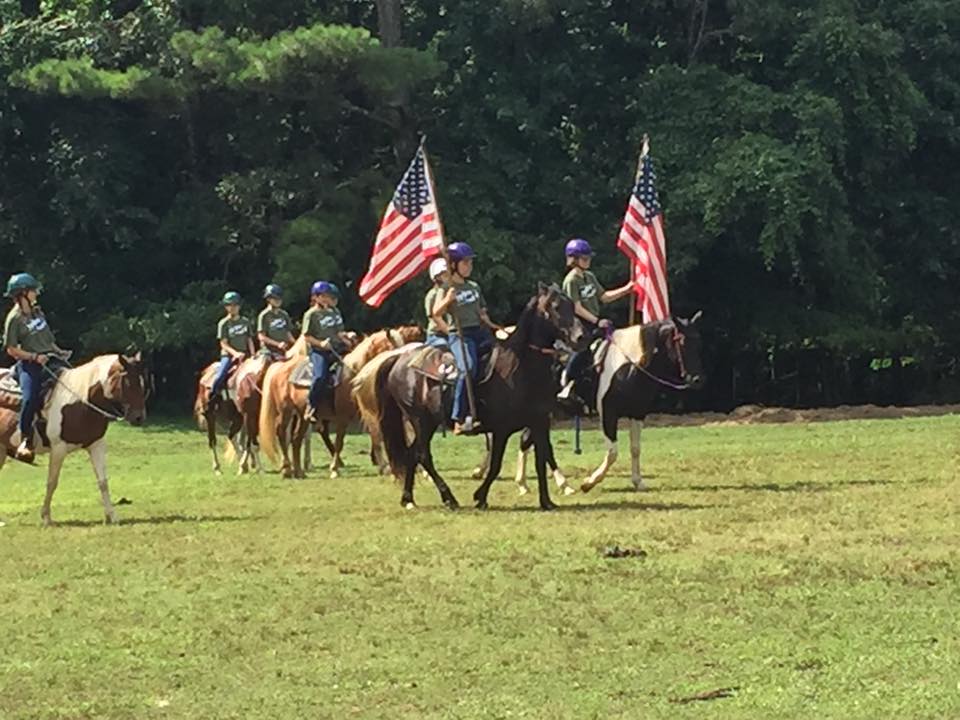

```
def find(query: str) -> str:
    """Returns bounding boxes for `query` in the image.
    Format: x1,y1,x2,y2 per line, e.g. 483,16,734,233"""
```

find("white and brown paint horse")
0,353,147,525
581,314,704,492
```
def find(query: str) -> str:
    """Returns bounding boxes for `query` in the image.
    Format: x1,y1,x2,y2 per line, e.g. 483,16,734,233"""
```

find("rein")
42,364,125,421
604,326,691,391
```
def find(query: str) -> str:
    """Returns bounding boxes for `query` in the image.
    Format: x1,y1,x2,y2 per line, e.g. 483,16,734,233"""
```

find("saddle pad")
409,346,457,382
0,369,20,397
289,358,313,388
199,362,239,400
235,356,267,388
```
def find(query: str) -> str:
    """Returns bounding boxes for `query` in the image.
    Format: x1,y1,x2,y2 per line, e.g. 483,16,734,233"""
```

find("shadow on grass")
480,500,712,513
53,514,258,528
655,478,904,494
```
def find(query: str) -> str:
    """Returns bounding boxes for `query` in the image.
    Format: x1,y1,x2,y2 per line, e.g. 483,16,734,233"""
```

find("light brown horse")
259,326,423,478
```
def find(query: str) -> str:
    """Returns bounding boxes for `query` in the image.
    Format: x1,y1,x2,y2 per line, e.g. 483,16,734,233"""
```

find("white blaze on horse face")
630,420,645,490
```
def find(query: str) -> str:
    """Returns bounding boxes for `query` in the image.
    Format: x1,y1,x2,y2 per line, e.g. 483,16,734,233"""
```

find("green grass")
0,416,958,719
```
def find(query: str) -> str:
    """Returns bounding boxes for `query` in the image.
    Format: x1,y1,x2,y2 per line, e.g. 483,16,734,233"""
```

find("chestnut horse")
0,353,147,525
193,360,246,475
259,326,423,478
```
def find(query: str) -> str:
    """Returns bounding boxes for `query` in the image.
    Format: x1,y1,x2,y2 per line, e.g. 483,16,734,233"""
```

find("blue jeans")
451,326,492,422
425,333,449,349
210,355,234,396
16,360,43,440
309,349,332,411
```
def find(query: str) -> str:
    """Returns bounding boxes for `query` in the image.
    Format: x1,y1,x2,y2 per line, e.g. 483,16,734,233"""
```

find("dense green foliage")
1,0,958,408
0,417,958,718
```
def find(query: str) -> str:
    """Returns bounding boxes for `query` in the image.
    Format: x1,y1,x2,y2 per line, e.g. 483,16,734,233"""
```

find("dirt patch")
624,404,960,429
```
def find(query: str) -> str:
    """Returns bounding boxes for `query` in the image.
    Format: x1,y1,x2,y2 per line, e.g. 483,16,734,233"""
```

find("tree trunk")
376,0,402,48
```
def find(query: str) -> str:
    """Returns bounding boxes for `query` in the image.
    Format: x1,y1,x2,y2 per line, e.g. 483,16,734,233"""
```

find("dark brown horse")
356,284,585,510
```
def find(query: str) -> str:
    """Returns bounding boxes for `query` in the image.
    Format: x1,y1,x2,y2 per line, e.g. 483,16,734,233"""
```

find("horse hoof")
214,469,223,477
540,502,557,512
404,501,417,511
444,497,460,511
632,481,648,492
330,471,339,480
475,500,488,511
105,514,119,525
561,484,577,497
517,484,530,496
471,467,484,480
580,481,595,494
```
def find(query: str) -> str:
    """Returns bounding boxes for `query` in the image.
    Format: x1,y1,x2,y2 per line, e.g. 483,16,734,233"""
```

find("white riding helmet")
428,257,448,281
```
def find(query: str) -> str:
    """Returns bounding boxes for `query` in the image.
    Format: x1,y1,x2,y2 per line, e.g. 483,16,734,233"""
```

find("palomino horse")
194,360,245,475
259,326,423,478
358,284,585,510
0,353,147,525
580,314,704,493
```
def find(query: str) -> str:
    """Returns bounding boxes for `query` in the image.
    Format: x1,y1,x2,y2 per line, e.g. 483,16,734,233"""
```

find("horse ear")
691,310,703,324
658,323,675,340
537,281,549,295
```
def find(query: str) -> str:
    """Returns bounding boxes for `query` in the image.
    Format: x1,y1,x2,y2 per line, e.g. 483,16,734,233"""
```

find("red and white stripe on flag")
616,157,670,323
359,147,444,308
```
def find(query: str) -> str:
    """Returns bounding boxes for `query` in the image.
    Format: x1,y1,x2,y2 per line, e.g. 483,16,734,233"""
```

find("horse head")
535,282,587,350
111,351,148,426
662,311,705,389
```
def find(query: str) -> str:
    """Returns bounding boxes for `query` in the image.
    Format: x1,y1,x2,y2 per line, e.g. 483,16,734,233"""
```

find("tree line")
1,0,958,412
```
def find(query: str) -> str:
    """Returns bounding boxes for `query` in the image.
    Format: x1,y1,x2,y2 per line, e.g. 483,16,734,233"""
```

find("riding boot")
15,435,35,464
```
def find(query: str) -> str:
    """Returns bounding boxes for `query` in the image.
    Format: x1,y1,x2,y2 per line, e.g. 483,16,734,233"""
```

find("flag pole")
420,140,479,425
627,133,651,327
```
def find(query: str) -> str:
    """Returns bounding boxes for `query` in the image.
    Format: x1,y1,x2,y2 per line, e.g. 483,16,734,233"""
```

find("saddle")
199,361,241,400
0,361,68,401
406,345,457,382
289,358,343,390
478,345,519,387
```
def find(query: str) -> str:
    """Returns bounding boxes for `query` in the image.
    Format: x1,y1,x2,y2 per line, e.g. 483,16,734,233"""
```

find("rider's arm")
6,345,44,363
430,293,452,334
434,287,457,316
600,283,634,304
220,339,243,360
573,301,600,326
479,309,504,333
247,336,256,356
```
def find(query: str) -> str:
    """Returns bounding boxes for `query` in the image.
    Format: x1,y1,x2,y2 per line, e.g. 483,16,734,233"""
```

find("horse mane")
503,296,539,352
286,335,308,359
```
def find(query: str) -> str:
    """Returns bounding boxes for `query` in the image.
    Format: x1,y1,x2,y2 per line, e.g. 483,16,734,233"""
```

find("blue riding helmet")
5,273,41,298
565,238,593,258
263,283,283,299
311,280,338,297
447,242,476,264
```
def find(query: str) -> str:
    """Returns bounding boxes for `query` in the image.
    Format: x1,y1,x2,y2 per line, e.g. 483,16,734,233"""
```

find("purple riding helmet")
447,242,476,264
565,238,593,258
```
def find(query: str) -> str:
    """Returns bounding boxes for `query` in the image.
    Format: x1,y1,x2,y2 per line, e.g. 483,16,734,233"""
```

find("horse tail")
258,362,283,466
193,380,208,431
376,357,414,481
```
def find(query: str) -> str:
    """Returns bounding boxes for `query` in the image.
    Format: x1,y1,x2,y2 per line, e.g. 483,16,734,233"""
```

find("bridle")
607,323,693,391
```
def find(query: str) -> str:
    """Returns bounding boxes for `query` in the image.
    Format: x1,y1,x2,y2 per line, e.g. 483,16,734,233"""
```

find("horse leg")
88,439,119,525
206,409,221,475
473,432,508,510
630,420,646,491
291,416,306,479
471,433,491,479
277,410,293,478
531,423,556,511
546,439,574,496
419,422,459,510
514,434,530,496
582,409,618,493
303,426,312,473
329,422,346,479
41,445,68,527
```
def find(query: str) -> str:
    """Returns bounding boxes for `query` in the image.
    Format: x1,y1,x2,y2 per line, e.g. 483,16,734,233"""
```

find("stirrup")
14,439,35,464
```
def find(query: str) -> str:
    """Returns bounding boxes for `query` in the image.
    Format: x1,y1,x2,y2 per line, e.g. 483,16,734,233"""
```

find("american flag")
617,154,670,322
359,146,443,307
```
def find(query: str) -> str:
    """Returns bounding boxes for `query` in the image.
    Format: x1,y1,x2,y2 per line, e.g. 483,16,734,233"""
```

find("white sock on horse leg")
630,420,645,490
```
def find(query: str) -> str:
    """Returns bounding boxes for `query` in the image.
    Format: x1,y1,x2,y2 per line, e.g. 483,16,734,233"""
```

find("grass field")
0,415,958,719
